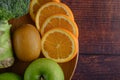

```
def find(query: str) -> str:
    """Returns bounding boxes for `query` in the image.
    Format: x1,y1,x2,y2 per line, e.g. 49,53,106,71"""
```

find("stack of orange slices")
29,0,79,63
29,0,60,21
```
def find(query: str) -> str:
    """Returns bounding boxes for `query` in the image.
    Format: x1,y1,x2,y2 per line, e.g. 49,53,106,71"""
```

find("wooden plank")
62,0,120,54
72,55,120,80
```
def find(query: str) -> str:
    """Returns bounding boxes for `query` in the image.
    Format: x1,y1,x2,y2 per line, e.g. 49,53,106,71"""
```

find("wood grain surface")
72,55,120,80
0,0,120,80
62,0,120,54
61,0,120,80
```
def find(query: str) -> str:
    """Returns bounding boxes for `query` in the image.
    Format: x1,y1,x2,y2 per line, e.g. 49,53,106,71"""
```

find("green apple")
0,72,21,80
24,58,64,80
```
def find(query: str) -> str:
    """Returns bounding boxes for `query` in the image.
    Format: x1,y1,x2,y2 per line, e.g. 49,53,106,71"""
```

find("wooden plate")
0,14,79,80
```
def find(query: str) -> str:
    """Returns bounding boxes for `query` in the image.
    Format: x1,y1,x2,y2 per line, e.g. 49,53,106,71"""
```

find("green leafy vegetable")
0,0,30,68
0,0,30,20
0,21,14,68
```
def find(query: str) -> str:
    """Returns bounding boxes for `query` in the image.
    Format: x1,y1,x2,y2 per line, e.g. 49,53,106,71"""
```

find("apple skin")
0,72,21,80
24,58,64,80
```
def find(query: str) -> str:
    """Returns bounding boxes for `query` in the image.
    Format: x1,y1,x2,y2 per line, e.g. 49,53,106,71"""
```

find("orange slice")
41,28,78,63
29,0,60,21
35,2,74,31
41,14,78,38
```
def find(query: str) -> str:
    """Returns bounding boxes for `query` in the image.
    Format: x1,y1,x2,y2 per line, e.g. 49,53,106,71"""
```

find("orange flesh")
44,17,74,34
39,5,67,28
43,32,72,59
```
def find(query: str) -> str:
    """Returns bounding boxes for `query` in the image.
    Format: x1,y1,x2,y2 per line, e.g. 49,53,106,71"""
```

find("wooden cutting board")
0,14,79,80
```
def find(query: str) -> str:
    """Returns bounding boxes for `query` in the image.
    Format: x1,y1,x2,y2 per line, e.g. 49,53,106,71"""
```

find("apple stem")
40,76,44,80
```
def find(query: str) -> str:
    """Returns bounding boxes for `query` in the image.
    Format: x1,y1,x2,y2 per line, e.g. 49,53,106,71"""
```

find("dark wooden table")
62,0,120,80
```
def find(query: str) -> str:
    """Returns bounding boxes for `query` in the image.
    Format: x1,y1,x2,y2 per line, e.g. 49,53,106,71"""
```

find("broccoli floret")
0,0,30,20
0,8,14,20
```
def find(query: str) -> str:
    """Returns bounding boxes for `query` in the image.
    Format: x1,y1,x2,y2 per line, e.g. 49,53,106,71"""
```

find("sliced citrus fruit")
29,0,60,21
41,14,78,38
41,28,78,63
35,2,74,31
